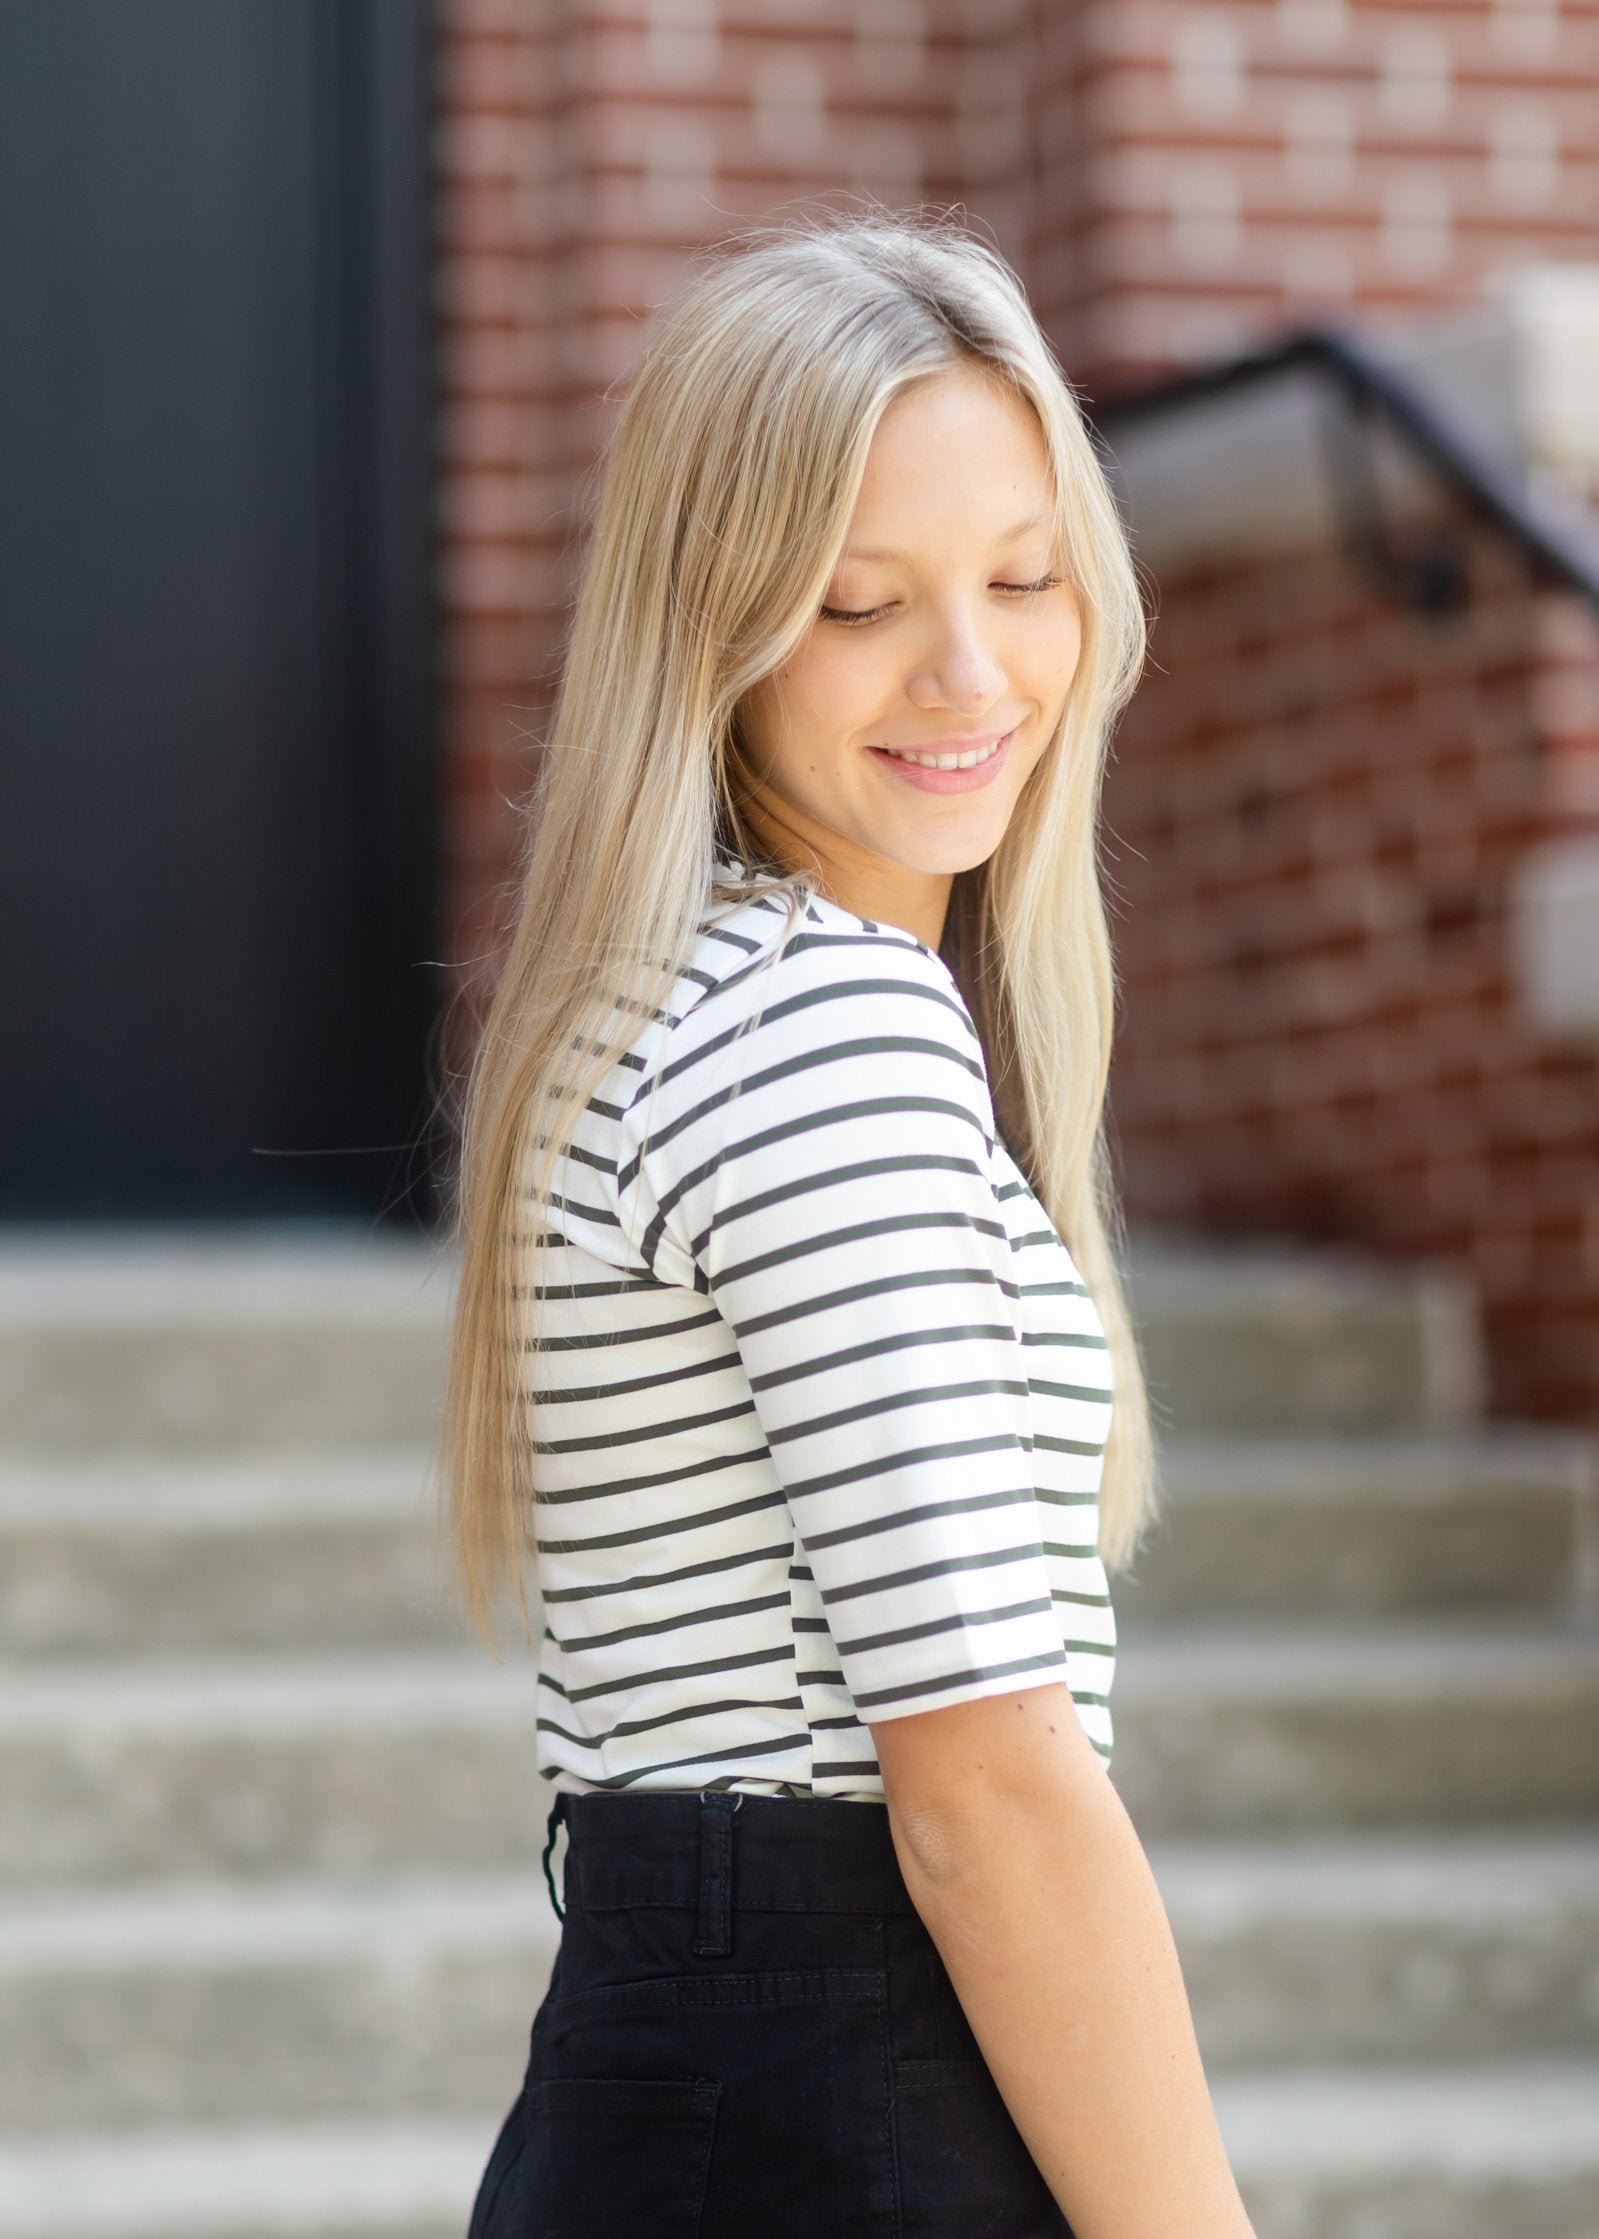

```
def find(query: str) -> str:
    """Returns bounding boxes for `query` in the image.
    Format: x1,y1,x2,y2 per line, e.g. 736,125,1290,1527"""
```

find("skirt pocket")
891,2058,1070,2239
474,2074,721,2239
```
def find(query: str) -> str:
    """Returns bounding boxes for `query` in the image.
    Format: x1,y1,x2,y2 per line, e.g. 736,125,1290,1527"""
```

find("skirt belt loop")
541,1792,571,1922
692,1789,742,1957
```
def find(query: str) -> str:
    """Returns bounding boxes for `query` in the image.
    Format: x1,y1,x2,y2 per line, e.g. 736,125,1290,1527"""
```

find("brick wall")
431,0,1599,1436
432,0,1028,1025
1105,513,1599,1422
433,0,1599,991
1032,0,1599,385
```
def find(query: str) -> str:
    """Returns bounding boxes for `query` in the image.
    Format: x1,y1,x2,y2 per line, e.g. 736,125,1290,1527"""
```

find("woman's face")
737,365,1082,891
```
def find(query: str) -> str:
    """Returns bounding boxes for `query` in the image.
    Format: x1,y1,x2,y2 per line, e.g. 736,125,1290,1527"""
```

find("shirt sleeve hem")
851,1653,1071,1726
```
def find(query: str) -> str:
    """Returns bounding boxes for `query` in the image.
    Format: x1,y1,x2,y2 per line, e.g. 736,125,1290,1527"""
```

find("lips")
868,727,1017,794
878,733,1006,771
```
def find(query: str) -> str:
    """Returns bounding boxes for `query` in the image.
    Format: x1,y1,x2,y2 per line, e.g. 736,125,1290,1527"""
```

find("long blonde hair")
440,211,1157,1644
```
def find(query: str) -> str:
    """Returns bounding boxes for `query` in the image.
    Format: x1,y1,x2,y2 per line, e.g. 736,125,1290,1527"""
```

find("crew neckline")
710,838,956,974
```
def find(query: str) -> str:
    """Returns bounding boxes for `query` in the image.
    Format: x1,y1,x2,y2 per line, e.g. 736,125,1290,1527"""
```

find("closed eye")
819,575,1064,627
818,601,895,626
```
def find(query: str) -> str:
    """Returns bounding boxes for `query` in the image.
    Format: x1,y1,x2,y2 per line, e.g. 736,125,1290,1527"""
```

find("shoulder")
653,856,992,1128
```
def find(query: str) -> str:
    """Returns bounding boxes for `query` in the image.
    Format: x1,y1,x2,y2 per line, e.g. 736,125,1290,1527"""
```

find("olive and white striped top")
519,848,1117,1802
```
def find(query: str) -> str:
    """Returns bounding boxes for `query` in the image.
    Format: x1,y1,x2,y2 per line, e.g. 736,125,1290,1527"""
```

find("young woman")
443,213,1255,2239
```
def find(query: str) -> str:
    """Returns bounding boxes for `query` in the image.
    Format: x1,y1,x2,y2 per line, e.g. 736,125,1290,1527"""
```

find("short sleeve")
624,931,1070,1725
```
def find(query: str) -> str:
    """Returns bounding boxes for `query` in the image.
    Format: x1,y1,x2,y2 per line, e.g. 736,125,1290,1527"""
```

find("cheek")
785,637,890,737
1020,618,1081,727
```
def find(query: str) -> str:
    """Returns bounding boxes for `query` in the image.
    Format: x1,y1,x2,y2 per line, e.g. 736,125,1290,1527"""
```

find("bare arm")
873,1681,1255,2239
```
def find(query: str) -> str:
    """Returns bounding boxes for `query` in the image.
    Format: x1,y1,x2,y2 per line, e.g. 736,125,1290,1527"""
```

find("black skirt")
468,1788,1071,2239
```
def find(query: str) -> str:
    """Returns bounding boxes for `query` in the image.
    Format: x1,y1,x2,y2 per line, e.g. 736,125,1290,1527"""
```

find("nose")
905,602,1007,718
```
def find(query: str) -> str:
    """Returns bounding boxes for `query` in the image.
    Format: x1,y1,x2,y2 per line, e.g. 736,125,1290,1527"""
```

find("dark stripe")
536,1486,786,1555
536,1691,805,1747
782,1442,1029,1516
520,1275,670,1302
715,1208,1007,1294
532,1348,743,1408
737,1265,1015,1341
800,1479,1038,1554
638,1091,991,1266
563,1641,796,1707
533,1446,767,1508
765,1376,1029,1450
816,1541,1048,1608
695,1152,985,1258
553,1589,791,1655
849,1652,1069,1712
533,1307,723,1352
533,1397,757,1458
832,1595,1055,1660
631,1040,985,1202
649,978,978,1104
605,1732,810,1788
748,1322,1018,1397
539,1539,794,1606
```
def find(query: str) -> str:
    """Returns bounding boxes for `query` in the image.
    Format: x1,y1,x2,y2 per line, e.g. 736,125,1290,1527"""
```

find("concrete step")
4,1623,1596,1889
1217,2060,1599,2239
0,2118,496,2239
1126,1234,1484,1436
0,1654,545,1885
0,1874,556,2131
3,1834,1596,2135
6,1428,1591,1667
0,1229,451,1455
1119,1428,1596,1622
1150,1831,1599,2067
1111,1620,1599,1835
0,1228,1482,1458
0,1453,472,1658
0,2066,1593,2239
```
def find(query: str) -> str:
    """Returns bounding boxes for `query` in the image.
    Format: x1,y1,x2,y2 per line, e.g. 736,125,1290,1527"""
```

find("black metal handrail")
1092,327,1599,615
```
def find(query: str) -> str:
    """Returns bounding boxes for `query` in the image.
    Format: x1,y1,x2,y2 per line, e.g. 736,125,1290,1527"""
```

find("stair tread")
0,1453,438,1528
0,1871,557,1973
2,2064,1596,2235
5,1624,1596,1729
5,1824,1592,1980
0,1653,539,1735
4,1828,1596,1973
1213,2057,1599,2176
0,1231,452,1330
0,2117,491,2237
1,1423,1586,1519
1116,1619,1599,1694
1145,1827,1599,1920
1153,1425,1595,1496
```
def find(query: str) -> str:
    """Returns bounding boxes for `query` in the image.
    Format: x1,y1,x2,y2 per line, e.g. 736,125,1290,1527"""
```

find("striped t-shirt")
519,847,1117,1801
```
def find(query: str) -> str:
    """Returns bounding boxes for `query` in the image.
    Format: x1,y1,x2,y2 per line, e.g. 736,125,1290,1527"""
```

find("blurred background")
1,3,1596,2235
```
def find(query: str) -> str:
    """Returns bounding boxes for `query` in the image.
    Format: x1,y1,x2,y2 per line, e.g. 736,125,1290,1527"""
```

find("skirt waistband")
547,1790,918,1929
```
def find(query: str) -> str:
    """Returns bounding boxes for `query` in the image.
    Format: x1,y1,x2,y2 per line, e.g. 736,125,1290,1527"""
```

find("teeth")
882,736,1003,770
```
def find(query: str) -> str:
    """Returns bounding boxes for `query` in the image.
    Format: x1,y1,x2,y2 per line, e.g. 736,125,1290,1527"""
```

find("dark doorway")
0,0,438,1223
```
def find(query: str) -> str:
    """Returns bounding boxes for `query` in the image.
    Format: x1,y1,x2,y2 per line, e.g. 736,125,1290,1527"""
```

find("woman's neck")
730,781,952,954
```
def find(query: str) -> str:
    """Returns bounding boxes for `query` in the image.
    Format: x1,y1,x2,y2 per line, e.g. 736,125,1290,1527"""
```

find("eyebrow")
840,509,1054,566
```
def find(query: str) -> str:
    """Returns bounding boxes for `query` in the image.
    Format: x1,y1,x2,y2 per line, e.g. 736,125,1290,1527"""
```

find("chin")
892,829,1011,878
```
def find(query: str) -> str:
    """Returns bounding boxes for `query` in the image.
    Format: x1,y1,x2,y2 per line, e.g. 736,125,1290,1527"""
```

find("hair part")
438,208,1158,1647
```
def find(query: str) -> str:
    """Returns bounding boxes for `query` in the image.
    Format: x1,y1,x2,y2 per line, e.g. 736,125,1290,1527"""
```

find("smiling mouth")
875,731,1010,771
